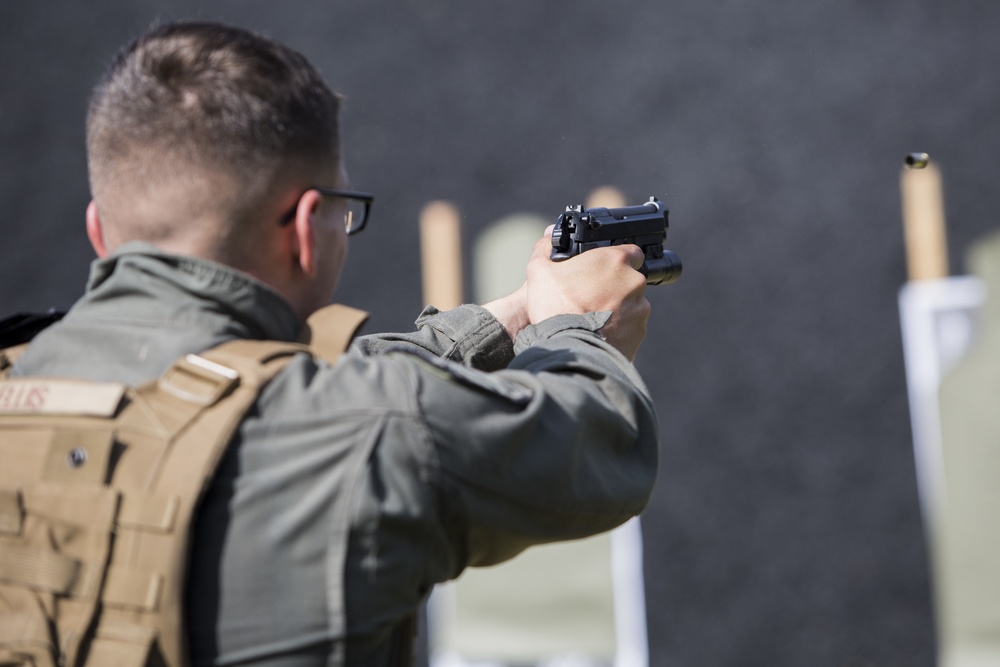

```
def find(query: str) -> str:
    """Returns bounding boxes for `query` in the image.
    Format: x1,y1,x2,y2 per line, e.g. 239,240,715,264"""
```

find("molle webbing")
0,340,308,667
0,303,367,667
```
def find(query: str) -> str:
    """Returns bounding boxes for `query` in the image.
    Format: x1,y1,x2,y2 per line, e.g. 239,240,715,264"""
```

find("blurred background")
4,1,999,665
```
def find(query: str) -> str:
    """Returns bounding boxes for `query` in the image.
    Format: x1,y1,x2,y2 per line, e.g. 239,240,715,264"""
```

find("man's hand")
483,227,651,361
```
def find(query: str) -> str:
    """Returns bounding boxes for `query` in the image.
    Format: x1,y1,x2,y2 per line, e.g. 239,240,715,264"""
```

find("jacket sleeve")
351,305,516,372
403,310,660,574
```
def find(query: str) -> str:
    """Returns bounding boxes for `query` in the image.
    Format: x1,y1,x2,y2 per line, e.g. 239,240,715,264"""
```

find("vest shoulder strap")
298,303,369,365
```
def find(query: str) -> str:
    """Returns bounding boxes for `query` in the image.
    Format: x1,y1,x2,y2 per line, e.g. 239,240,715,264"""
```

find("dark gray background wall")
4,1,998,665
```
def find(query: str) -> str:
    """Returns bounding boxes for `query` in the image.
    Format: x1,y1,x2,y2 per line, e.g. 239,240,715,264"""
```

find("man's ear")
291,189,322,277
86,200,109,258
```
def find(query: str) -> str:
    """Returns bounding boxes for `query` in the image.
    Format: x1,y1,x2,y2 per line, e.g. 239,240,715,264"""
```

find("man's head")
85,21,350,316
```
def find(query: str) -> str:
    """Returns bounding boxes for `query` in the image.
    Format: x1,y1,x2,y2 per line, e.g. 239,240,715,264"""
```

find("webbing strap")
298,304,369,365
84,621,156,667
117,494,178,533
140,354,242,439
0,542,98,597
0,544,161,611
84,637,151,667
114,346,251,457
102,566,163,611
158,354,239,406
0,488,22,534
135,339,307,495
0,541,167,616
0,648,57,667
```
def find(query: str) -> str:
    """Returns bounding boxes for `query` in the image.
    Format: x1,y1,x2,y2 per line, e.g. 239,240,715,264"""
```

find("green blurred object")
473,213,547,302
432,534,617,664
937,230,1000,667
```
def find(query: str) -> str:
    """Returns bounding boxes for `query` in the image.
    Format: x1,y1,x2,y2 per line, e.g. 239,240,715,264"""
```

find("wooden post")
420,200,463,310
901,153,949,281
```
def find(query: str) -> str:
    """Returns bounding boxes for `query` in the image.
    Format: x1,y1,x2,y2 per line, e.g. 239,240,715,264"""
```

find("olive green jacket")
12,244,660,666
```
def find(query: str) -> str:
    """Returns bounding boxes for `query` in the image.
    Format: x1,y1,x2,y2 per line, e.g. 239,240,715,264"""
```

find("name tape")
0,380,126,417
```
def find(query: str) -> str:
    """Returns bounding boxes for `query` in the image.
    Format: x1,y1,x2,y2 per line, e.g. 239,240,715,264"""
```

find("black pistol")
550,196,682,285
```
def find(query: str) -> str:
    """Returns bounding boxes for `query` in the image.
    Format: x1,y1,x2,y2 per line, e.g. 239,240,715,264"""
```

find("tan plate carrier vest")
0,304,368,667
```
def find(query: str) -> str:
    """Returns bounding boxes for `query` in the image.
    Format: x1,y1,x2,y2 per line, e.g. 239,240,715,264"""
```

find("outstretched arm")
354,227,651,367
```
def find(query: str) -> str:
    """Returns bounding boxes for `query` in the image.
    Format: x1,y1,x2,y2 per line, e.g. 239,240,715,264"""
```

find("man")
7,20,659,666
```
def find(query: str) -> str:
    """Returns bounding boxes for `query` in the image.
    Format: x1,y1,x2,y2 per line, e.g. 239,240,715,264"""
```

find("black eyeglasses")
278,187,374,236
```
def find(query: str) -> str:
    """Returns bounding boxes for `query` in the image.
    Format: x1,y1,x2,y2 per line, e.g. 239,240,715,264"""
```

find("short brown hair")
86,21,341,236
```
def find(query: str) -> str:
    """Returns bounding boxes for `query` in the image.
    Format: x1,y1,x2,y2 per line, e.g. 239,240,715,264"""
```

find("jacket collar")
84,242,302,343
